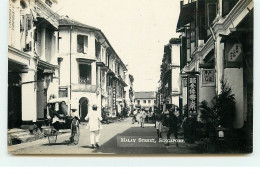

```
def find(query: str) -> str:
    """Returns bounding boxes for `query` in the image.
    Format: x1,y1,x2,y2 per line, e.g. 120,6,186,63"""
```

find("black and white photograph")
7,0,253,155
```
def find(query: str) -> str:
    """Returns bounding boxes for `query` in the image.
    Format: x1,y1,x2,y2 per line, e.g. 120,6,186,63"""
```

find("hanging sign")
225,42,243,68
227,43,242,62
187,75,198,116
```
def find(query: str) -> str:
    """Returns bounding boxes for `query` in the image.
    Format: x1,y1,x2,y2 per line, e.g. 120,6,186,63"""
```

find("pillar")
21,70,37,122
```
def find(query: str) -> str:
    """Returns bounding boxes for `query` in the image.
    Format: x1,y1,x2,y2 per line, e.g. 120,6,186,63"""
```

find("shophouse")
124,71,135,113
177,0,253,151
159,38,181,111
8,0,59,129
58,17,128,120
134,91,156,112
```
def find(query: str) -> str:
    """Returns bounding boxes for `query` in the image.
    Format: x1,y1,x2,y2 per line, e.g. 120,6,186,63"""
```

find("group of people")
69,104,102,149
154,107,179,146
132,108,147,128
131,107,179,146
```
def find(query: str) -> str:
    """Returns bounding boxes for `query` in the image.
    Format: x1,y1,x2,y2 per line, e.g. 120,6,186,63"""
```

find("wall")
71,92,101,118
224,68,244,129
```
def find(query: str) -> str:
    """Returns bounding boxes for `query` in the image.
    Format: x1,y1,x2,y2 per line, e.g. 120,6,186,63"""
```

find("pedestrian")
155,109,163,139
165,107,179,147
70,109,80,144
136,109,141,124
85,104,102,149
132,108,137,124
140,108,146,128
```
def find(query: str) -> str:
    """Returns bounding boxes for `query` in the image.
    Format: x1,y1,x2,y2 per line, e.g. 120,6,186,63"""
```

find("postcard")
8,0,253,154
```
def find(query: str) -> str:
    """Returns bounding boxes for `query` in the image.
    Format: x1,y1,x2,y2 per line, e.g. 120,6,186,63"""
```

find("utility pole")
69,25,72,112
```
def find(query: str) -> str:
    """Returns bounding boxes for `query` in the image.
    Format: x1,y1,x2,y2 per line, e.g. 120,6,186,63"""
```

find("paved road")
8,118,199,155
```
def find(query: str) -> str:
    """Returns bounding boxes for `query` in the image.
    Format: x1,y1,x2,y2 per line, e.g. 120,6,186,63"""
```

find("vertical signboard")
112,87,116,109
187,75,198,116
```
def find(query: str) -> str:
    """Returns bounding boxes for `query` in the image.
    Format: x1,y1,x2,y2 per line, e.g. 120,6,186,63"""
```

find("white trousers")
90,130,100,145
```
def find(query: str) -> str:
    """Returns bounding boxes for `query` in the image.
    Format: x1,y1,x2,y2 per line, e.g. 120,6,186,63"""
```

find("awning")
176,2,196,31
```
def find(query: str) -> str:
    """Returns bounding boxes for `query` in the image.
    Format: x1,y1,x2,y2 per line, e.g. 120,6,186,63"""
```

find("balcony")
71,84,97,93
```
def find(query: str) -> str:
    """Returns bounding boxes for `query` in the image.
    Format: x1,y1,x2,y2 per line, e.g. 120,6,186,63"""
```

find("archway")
79,97,89,122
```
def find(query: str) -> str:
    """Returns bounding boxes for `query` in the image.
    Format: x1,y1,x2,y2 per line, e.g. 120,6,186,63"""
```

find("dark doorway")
79,97,88,121
8,73,22,129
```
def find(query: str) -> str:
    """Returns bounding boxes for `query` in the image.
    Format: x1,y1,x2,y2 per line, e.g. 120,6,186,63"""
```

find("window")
77,35,88,53
154,100,156,104
79,63,92,84
207,3,217,26
59,87,68,97
143,100,146,104
137,100,140,105
186,27,191,62
222,0,239,17
95,40,101,58
106,53,109,66
148,100,151,104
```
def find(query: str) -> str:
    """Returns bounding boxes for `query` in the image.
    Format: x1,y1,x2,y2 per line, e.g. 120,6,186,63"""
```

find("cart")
43,98,80,144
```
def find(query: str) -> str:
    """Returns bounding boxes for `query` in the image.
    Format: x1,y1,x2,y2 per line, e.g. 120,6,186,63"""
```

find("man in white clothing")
85,104,102,149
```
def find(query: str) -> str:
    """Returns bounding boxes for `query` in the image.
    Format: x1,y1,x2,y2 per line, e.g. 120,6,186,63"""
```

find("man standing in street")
155,109,163,139
165,107,179,147
132,108,137,124
85,104,102,149
70,109,80,144
140,108,146,128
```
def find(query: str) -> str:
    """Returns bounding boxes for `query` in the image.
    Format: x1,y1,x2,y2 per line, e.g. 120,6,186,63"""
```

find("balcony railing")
71,84,97,93
79,77,91,85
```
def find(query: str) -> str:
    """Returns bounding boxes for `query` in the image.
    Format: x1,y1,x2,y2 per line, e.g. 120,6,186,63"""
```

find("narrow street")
8,118,198,155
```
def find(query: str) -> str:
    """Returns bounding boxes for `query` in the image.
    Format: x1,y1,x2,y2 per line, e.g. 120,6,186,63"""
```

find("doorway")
79,97,88,121
8,73,22,129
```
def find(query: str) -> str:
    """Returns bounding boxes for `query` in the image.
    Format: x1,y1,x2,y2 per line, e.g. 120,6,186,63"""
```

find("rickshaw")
42,98,80,144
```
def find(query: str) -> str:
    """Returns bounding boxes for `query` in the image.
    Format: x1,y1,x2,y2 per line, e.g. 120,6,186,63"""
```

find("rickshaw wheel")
73,130,80,145
48,130,58,144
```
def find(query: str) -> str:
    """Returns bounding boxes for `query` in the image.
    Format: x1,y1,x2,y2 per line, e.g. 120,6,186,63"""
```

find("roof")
169,38,181,44
134,92,156,99
58,17,100,31
176,1,196,31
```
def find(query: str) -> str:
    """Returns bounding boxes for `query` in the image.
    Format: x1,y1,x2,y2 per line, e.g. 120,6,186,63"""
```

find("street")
8,118,199,155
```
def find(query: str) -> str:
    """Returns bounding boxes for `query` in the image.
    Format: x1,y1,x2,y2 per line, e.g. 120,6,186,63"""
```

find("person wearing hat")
85,104,102,149
70,109,80,144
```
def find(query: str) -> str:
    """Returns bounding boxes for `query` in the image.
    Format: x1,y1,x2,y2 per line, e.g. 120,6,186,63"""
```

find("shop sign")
202,69,215,86
187,75,198,116
112,87,116,109
225,42,243,68
227,43,242,62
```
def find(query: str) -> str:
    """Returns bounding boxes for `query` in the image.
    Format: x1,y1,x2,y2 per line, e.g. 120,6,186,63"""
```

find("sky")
53,0,180,92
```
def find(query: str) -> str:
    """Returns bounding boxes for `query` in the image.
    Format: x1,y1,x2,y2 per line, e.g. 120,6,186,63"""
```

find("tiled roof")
58,16,100,31
134,91,156,99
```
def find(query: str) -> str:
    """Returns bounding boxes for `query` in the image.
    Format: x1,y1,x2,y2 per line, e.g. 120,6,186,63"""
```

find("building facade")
134,92,156,112
124,71,135,113
158,38,181,111
8,0,59,129
177,0,253,151
58,17,128,120
8,0,129,130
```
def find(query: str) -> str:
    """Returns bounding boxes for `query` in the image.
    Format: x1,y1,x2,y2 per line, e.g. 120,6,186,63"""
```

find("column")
21,70,37,122
91,62,96,86
40,26,46,61
215,36,224,94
